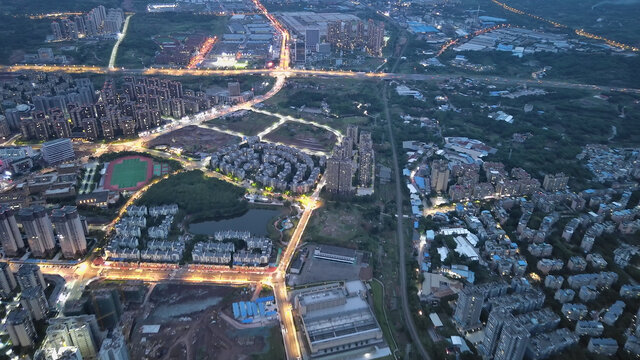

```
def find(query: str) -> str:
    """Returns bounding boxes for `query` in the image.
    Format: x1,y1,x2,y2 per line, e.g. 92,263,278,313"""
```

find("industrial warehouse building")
294,281,390,359
313,245,357,264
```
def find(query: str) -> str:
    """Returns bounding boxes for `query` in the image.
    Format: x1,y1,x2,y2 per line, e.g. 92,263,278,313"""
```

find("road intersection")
5,1,639,358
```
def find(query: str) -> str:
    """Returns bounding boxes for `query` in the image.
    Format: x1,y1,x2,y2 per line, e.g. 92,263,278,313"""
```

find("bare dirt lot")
126,283,280,360
146,125,238,153
209,110,279,136
264,122,336,153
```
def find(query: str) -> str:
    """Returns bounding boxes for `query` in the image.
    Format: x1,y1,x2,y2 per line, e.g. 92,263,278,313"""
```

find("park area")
104,155,154,191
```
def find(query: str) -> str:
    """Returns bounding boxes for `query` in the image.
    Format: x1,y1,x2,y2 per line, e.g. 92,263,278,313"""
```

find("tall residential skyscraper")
20,286,49,321
46,315,103,360
326,21,342,48
228,82,241,97
37,347,83,360
344,124,358,154
91,289,123,330
6,309,37,348
98,331,130,360
100,117,115,140
0,261,17,298
453,286,485,329
366,19,384,57
51,21,63,40
358,131,374,188
0,205,25,256
430,160,450,193
82,118,99,141
482,307,516,357
16,264,47,291
494,323,530,360
346,125,359,144
325,151,353,197
17,206,56,258
305,28,320,51
52,206,87,259
355,21,365,46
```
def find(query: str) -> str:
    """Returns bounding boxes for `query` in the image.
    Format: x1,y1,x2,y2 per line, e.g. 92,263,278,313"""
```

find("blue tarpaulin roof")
407,21,439,33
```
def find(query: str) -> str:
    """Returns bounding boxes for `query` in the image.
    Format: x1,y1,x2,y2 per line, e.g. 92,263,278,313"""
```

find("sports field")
104,156,154,191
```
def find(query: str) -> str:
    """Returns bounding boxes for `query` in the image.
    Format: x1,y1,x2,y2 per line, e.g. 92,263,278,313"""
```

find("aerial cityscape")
0,0,639,359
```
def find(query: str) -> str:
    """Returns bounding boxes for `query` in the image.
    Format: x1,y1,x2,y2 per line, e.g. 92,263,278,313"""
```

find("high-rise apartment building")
17,206,57,258
16,264,47,291
325,152,353,197
305,28,320,51
98,331,130,360
0,205,25,256
20,286,49,321
494,323,529,360
6,309,37,348
453,286,484,329
37,347,83,360
90,289,123,330
430,160,450,193
51,21,63,40
482,307,516,357
0,261,17,298
366,19,385,57
228,82,241,97
51,206,87,259
358,131,374,188
327,21,342,48
100,115,116,140
46,315,103,360
82,118,99,140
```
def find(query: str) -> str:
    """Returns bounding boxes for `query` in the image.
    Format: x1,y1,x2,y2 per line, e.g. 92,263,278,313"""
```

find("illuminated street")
3,0,640,358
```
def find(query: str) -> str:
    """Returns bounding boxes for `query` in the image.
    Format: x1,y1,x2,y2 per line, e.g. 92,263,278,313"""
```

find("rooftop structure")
294,281,389,358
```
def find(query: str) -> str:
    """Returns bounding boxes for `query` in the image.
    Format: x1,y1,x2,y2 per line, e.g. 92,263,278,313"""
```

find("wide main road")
2,65,639,94
33,178,323,360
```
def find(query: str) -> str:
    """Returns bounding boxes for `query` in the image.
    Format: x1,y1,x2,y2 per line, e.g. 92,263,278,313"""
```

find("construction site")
111,282,282,360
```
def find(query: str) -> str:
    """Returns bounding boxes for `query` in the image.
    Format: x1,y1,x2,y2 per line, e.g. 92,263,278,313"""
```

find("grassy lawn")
116,13,229,68
210,110,279,136
109,158,150,188
263,122,337,153
304,201,387,254
371,280,399,355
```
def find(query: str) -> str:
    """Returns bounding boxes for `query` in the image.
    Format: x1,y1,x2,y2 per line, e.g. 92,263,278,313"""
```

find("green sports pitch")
108,158,151,189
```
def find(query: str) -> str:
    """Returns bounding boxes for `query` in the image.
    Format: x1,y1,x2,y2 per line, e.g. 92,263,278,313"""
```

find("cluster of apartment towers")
325,125,375,197
0,205,87,259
